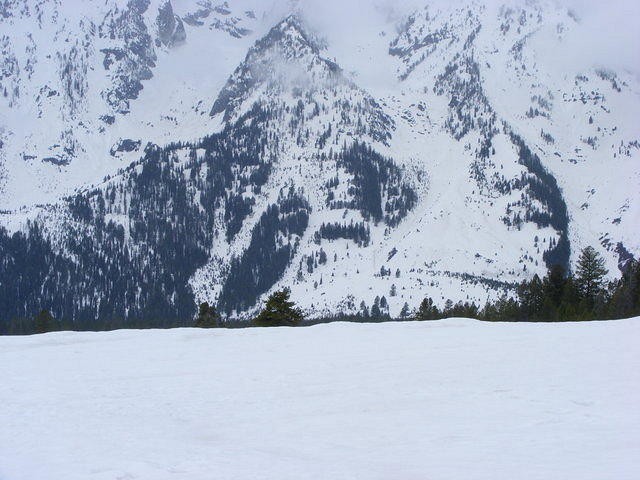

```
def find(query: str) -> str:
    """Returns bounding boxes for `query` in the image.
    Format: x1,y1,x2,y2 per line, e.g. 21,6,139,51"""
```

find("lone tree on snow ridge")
253,289,304,327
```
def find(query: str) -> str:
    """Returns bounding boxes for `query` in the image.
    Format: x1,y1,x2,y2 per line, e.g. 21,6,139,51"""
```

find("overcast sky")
277,0,640,75
562,0,640,74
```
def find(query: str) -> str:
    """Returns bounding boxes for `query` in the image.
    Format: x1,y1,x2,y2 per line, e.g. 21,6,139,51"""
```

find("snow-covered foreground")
0,318,638,480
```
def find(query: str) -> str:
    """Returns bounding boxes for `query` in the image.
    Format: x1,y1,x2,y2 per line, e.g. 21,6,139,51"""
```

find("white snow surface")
1,317,638,480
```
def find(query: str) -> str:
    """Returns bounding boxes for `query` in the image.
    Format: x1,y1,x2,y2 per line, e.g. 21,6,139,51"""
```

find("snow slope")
0,317,638,480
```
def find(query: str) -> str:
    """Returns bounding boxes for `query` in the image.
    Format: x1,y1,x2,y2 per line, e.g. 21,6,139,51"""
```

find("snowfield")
0,318,638,480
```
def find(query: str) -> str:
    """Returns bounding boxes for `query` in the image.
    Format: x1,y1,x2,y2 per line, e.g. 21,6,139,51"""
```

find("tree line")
3,246,638,335
412,246,639,322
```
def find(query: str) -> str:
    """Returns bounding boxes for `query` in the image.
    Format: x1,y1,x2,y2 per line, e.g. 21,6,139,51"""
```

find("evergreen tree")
399,302,410,319
633,261,640,310
575,246,608,307
380,296,388,311
416,297,440,320
35,309,55,334
544,264,567,308
194,302,220,328
370,296,381,319
359,300,370,319
489,296,520,321
558,276,583,321
518,274,544,321
253,289,304,327
608,260,640,319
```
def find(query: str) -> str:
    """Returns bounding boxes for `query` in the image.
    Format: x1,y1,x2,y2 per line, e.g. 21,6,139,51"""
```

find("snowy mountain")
0,0,638,324
0,0,264,207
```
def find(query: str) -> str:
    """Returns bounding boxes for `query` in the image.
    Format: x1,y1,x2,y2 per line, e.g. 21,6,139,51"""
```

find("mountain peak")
254,12,322,60
277,13,307,34
209,13,339,121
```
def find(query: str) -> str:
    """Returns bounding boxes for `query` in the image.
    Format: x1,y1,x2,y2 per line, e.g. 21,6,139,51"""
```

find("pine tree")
359,300,370,319
194,302,220,328
399,302,410,319
518,274,544,320
622,260,640,315
606,260,640,319
35,309,55,334
544,264,566,307
444,299,453,312
576,246,608,307
416,297,440,320
380,296,388,311
253,289,304,327
557,276,583,321
370,296,381,319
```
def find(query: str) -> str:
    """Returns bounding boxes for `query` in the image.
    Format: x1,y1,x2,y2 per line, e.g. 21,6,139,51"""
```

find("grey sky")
282,0,640,74
563,0,640,73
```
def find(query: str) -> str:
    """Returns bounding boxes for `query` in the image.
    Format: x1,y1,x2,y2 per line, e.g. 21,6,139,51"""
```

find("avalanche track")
0,318,638,479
